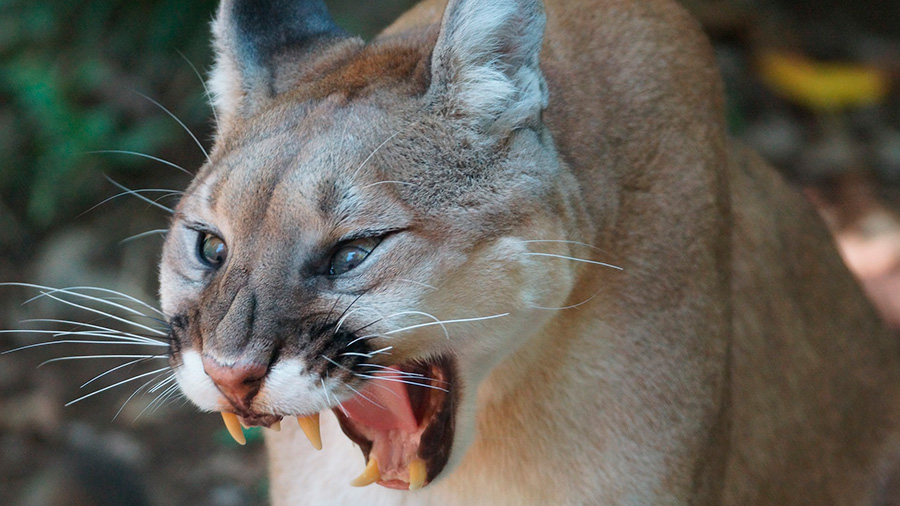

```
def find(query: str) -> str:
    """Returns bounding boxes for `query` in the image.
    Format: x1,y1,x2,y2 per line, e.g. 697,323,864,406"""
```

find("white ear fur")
428,0,548,133
209,10,245,128
207,0,352,129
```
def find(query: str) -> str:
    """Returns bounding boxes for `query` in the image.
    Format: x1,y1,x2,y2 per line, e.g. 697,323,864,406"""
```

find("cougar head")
160,0,582,489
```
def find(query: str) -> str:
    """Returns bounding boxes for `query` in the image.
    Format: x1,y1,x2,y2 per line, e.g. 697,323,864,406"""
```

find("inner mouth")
333,355,456,490
222,355,457,491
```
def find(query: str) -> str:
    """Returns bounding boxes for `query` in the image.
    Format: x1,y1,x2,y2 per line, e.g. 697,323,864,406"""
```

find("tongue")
340,369,419,432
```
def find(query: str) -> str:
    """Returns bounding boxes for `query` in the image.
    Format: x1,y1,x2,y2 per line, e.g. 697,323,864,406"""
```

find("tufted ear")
209,0,360,127
427,0,548,135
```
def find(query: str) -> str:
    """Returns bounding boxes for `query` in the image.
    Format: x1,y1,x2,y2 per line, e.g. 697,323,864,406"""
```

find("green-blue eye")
198,232,228,268
330,238,380,276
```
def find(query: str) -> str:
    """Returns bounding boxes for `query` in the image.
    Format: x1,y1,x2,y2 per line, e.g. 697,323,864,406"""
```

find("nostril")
201,354,270,410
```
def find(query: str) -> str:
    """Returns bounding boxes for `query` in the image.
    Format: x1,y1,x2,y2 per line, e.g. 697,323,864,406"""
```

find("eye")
329,237,380,276
197,232,228,268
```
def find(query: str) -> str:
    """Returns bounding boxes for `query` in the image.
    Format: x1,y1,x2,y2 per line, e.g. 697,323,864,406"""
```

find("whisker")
528,287,604,311
81,188,184,216
384,312,510,338
19,318,167,343
121,229,168,244
3,340,169,354
28,291,167,336
340,346,393,359
39,354,167,367
351,374,449,392
104,177,174,214
66,366,172,406
80,358,165,389
345,383,386,410
19,285,152,319
3,284,167,318
114,371,174,420
176,49,220,132
382,310,450,340
322,356,448,392
345,333,390,348
87,149,193,176
351,129,404,181
521,252,622,270
521,239,609,253
134,91,212,164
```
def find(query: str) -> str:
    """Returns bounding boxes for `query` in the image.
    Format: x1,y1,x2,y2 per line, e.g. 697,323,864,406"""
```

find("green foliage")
0,0,219,231
0,0,418,234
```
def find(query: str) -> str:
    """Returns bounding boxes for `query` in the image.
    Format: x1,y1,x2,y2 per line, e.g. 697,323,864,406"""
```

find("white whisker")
351,374,449,392
340,346,393,359
83,188,184,216
105,177,174,214
2,340,169,353
29,291,167,336
88,149,192,176
19,317,166,342
66,366,171,406
134,91,211,164
39,354,166,367
384,312,509,338
346,333,390,348
521,252,622,270
176,49,220,132
522,239,609,253
121,229,168,244
345,384,386,410
351,129,404,181
80,358,163,389
114,372,174,420
382,310,449,340
3,284,167,318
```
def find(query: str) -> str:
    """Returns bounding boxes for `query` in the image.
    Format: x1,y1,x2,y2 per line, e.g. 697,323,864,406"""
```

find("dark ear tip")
228,0,347,62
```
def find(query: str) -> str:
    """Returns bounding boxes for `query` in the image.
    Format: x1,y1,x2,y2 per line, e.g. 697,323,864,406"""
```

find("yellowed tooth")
350,458,380,487
269,420,282,432
408,459,426,491
297,413,322,451
221,412,246,445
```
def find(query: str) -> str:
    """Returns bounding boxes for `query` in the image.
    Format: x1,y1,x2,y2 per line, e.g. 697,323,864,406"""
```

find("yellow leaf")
757,51,890,112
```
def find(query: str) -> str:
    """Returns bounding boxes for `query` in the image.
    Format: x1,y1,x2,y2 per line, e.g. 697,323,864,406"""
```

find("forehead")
181,97,415,238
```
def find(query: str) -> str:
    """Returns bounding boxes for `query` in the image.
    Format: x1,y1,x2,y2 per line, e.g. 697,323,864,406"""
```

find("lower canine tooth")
350,458,379,487
297,413,322,450
408,459,426,490
221,412,246,445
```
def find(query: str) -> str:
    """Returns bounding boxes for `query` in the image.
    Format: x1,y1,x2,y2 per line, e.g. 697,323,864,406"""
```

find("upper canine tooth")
297,413,322,450
221,412,246,445
269,420,282,432
350,457,380,487
408,458,427,490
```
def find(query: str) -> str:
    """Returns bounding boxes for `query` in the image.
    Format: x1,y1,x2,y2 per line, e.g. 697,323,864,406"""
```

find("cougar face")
159,0,582,486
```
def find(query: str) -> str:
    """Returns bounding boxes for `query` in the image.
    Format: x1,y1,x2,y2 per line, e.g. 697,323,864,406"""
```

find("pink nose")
202,355,269,411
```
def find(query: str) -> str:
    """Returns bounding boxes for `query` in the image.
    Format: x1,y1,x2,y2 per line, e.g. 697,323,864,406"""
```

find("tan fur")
160,0,900,504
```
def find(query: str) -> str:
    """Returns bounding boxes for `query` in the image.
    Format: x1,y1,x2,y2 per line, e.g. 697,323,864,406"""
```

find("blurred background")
0,0,898,504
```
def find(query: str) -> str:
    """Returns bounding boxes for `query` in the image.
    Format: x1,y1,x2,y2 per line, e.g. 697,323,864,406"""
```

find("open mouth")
219,355,457,491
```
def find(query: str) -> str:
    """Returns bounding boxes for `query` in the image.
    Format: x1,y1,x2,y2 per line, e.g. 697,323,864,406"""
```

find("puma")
156,0,900,503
